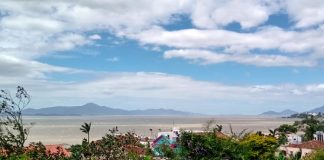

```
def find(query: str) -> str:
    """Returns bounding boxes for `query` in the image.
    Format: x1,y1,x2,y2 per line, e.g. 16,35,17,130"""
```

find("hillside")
260,109,298,116
308,106,324,113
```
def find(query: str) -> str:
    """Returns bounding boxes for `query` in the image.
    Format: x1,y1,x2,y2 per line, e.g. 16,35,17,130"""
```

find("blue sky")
1,1,324,114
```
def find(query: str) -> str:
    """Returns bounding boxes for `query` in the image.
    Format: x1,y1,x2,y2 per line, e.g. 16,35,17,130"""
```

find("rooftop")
285,140,324,150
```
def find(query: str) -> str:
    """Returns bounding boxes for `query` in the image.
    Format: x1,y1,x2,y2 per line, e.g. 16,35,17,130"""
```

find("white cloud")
106,57,119,62
0,29,93,59
89,34,101,40
0,0,190,59
1,0,324,66
164,49,315,67
0,55,80,79
132,26,324,54
0,71,323,114
189,0,281,29
285,0,324,28
130,26,324,66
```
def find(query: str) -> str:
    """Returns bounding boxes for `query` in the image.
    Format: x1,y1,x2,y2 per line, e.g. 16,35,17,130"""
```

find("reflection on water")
24,115,297,145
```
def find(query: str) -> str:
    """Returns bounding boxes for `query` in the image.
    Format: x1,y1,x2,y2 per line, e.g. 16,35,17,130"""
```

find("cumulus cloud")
0,0,190,59
285,0,324,28
189,0,281,29
0,29,93,59
1,0,324,66
0,55,81,79
164,49,315,67
130,26,324,66
133,27,324,54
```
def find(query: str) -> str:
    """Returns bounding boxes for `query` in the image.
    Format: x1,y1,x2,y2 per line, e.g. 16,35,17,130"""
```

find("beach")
24,115,298,145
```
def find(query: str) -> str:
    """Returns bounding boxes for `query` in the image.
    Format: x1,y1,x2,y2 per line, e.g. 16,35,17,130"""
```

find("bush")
240,134,278,159
70,128,146,159
303,149,324,160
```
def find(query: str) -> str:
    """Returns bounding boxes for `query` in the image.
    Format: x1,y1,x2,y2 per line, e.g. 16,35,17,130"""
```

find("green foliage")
155,144,177,159
177,127,285,160
290,113,310,119
269,129,278,137
179,131,247,160
0,142,68,160
80,122,91,143
303,149,324,160
277,133,288,145
291,115,324,141
25,142,47,159
301,116,320,126
277,124,297,134
145,142,154,157
70,126,146,159
0,86,31,156
240,133,278,160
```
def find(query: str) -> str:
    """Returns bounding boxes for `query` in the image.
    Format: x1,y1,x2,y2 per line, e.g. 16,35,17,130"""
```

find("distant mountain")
22,103,197,116
260,111,279,116
307,106,324,113
260,109,298,116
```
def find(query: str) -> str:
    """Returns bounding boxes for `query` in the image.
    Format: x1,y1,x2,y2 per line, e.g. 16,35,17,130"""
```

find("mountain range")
260,106,324,116
22,103,196,116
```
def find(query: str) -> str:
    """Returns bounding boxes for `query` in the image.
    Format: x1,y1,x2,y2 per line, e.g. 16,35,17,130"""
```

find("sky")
1,0,324,115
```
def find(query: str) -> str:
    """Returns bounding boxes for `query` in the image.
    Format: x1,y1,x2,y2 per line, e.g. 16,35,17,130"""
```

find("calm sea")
23,115,297,145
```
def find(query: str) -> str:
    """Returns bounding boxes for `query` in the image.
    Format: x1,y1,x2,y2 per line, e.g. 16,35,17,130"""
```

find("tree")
292,116,324,141
302,115,320,126
215,124,223,132
0,86,31,155
204,120,223,134
240,133,278,159
277,124,297,134
268,129,277,137
71,128,146,159
80,122,91,143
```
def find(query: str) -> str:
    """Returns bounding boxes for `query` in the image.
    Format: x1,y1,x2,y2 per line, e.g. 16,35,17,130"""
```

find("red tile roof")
1,144,71,157
45,145,71,157
286,140,324,150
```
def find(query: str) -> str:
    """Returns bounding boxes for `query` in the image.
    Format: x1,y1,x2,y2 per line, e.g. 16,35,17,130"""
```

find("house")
152,135,176,156
151,127,180,156
279,140,324,158
314,131,324,142
287,133,302,144
156,127,180,143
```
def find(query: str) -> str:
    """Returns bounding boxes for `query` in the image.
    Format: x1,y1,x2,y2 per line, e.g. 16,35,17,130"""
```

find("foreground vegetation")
1,86,324,159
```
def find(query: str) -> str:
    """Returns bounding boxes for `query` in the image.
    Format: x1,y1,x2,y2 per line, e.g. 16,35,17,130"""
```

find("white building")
287,134,302,144
314,131,324,142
